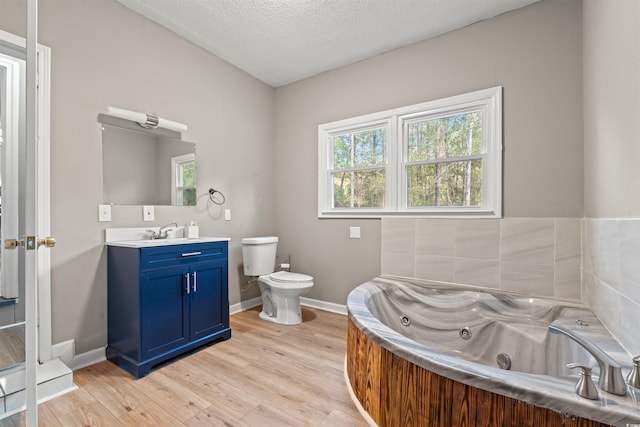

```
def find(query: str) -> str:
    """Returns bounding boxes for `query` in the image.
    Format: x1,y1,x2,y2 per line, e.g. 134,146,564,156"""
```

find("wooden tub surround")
346,318,611,427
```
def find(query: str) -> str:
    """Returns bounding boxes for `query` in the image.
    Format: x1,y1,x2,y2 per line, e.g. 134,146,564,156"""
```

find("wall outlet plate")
143,205,155,222
98,204,111,222
224,209,231,221
350,226,361,239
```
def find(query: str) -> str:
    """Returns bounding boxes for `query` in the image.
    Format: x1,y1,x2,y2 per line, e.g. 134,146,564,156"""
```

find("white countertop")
105,227,229,248
106,237,230,248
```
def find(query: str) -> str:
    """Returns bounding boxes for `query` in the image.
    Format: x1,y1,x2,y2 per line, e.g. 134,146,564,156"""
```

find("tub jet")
459,327,472,340
497,353,512,370
400,315,411,326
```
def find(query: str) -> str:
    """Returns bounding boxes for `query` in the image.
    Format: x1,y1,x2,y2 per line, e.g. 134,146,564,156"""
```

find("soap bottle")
187,221,199,238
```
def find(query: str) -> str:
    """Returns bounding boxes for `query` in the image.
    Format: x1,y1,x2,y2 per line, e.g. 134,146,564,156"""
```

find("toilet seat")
269,271,313,283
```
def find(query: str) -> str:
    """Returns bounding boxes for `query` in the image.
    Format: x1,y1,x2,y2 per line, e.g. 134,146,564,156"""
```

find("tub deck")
346,276,640,426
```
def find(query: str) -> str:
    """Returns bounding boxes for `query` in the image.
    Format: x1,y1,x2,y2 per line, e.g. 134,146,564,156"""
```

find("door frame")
0,28,53,363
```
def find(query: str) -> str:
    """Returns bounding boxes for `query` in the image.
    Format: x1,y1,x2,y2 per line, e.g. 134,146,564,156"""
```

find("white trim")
300,297,347,315
50,339,74,365
0,28,53,362
65,298,348,373
25,2,39,422
229,296,262,314
0,27,54,425
318,87,502,218
343,357,378,427
230,296,348,316
66,347,107,371
36,41,52,363
0,52,21,298
170,152,196,205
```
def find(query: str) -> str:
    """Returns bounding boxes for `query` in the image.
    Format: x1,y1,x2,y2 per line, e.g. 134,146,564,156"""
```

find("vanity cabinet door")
189,259,229,340
140,265,190,359
107,241,231,378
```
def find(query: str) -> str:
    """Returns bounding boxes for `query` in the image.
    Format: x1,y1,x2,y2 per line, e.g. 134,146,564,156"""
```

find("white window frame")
171,153,196,206
318,86,502,218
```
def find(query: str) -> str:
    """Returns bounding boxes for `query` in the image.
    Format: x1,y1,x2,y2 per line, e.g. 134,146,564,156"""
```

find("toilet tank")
241,236,278,276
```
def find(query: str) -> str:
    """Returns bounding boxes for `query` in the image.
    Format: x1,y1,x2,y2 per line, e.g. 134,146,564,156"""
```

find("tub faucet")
549,324,626,396
148,222,178,240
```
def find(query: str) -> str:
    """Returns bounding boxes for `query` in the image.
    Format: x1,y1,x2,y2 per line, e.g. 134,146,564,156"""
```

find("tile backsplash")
381,217,640,355
382,217,581,300
583,219,640,355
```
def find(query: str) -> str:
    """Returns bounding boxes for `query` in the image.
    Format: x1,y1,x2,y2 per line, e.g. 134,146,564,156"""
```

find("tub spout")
549,324,626,396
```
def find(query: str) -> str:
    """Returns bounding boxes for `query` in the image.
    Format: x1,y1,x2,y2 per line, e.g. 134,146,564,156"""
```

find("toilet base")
257,275,312,325
259,307,302,325
260,297,302,325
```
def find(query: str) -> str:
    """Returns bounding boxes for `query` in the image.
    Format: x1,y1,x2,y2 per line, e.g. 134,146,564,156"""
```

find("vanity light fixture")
107,106,188,133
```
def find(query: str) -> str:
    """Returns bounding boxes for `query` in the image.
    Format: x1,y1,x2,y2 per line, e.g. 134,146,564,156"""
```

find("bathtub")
346,276,640,426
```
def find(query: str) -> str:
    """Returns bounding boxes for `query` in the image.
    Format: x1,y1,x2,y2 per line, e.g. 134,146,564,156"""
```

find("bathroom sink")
106,237,230,248
136,238,190,246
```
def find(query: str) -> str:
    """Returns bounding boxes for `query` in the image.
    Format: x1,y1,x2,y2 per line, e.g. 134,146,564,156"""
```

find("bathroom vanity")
105,235,231,378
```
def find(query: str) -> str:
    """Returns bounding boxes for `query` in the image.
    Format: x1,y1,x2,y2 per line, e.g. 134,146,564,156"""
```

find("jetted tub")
346,276,640,426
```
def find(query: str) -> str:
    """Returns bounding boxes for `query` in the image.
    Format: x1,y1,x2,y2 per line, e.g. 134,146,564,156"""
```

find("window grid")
318,87,501,218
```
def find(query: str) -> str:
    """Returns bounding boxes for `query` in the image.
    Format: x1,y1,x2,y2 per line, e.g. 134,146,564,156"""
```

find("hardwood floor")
0,323,24,369
2,307,368,427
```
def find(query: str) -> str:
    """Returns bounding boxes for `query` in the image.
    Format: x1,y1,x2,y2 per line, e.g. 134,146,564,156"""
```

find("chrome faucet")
628,355,640,388
147,222,178,240
549,324,626,396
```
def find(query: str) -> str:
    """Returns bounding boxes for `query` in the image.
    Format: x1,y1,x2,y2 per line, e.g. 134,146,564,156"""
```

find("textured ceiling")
115,0,541,87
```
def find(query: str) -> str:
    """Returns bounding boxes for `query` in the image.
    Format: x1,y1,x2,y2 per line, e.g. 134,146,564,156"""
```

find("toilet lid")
270,271,313,283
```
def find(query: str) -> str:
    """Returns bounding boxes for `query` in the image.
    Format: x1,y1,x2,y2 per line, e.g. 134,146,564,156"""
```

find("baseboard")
230,296,347,316
63,297,346,372
51,339,75,365
300,297,347,315
66,347,106,371
344,356,378,427
229,296,262,315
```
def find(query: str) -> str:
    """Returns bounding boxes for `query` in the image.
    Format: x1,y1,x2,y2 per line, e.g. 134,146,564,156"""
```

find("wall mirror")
99,114,196,206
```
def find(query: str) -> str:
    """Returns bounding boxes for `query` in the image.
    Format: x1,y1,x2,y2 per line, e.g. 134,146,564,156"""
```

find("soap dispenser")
187,221,199,238
567,363,599,400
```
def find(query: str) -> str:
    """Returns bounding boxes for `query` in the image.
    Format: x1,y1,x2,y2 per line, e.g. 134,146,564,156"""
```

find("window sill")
318,210,502,219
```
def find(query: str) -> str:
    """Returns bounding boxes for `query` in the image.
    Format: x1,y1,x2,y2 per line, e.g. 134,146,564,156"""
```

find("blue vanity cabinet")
107,240,231,378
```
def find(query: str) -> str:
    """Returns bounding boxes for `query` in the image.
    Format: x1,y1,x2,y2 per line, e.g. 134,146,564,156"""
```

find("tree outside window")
172,153,196,206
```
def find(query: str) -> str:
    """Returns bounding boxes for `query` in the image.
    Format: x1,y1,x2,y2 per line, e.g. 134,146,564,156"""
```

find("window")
331,124,387,208
171,153,196,206
318,87,502,217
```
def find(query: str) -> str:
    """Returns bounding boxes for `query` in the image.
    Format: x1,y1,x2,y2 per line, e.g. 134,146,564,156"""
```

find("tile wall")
381,217,582,301
583,219,640,355
381,217,640,355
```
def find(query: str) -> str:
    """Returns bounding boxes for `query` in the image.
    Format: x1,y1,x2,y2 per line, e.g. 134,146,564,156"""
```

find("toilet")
241,236,314,325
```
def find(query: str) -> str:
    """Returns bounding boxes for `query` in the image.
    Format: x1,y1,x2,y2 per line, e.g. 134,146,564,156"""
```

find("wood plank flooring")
0,323,25,369
1,307,368,427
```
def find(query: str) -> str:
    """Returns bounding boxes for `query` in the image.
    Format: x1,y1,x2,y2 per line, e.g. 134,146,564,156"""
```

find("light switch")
143,205,155,222
224,209,231,221
350,226,361,239
98,204,111,222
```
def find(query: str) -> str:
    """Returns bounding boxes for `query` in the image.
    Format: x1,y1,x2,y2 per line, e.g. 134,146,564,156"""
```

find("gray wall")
0,0,585,357
583,0,640,218
1,0,275,354
582,0,640,355
273,0,583,305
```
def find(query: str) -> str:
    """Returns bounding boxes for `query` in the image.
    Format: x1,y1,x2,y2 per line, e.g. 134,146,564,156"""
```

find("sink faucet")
549,324,626,396
148,222,178,240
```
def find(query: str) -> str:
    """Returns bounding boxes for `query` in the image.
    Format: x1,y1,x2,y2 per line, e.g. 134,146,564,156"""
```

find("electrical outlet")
224,209,231,221
98,204,111,222
143,205,155,222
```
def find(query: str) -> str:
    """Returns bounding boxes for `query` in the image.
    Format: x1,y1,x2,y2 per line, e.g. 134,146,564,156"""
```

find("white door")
0,2,52,424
